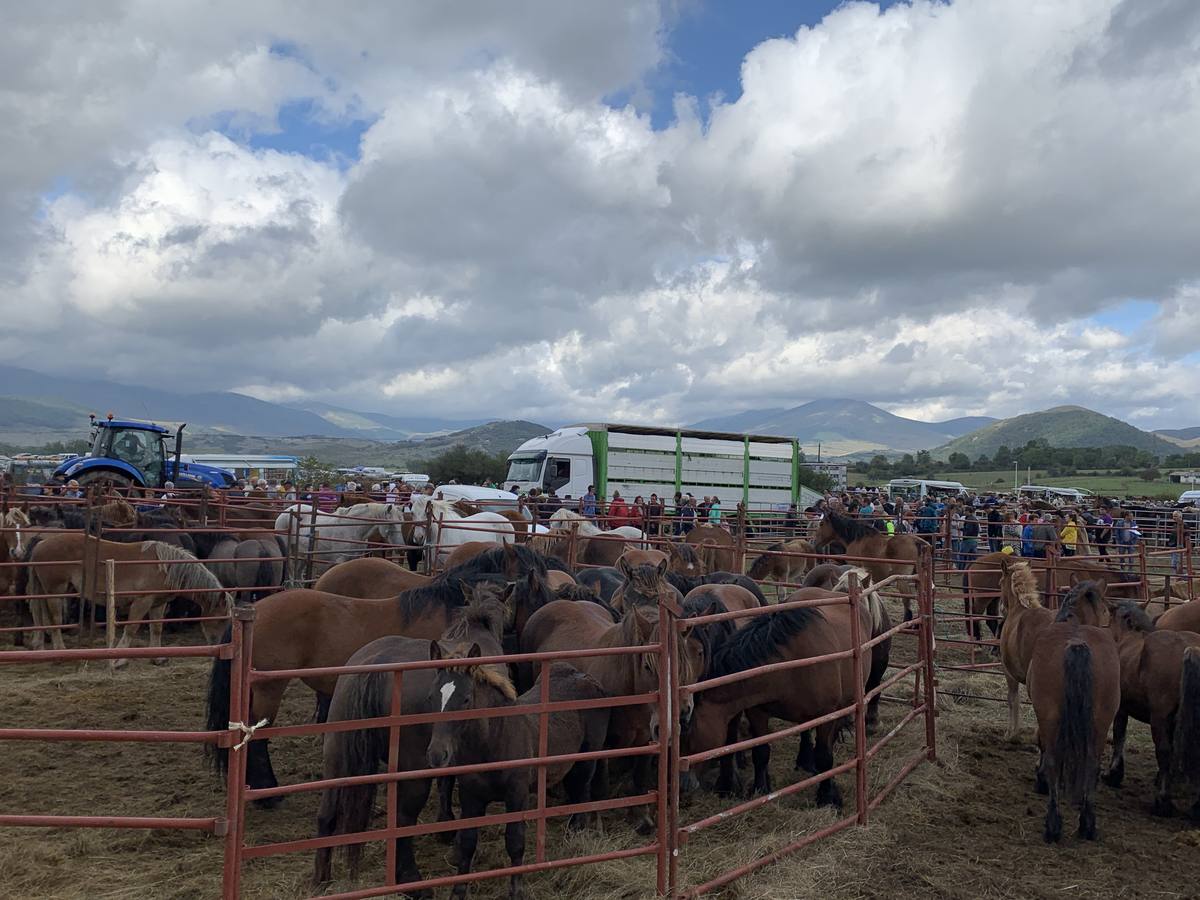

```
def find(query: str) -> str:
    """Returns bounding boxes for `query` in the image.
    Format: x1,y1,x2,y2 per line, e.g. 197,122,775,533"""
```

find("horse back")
1157,599,1200,633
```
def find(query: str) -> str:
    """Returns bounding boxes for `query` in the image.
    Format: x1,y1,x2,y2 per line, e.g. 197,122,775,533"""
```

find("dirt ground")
3,594,1200,899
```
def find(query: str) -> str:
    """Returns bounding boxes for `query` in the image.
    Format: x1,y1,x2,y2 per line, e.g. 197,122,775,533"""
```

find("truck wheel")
74,471,136,493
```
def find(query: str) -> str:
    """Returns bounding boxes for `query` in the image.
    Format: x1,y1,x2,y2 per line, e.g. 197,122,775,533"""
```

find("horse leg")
503,780,529,900
1151,714,1176,817
630,755,655,834
747,709,771,796
149,599,168,665
396,779,434,896
1043,754,1063,843
1078,775,1099,841
563,758,597,830
1102,711,1128,788
715,718,741,797
436,775,457,844
813,722,843,808
246,679,286,806
45,597,67,651
112,595,156,667
794,730,817,773
28,597,46,651
1004,673,1022,742
451,789,487,900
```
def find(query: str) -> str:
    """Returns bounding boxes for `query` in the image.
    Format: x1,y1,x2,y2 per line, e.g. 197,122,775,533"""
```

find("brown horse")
663,540,703,577
1105,602,1200,820
1156,597,1200,634
813,511,921,620
683,584,881,806
967,552,1141,639
684,524,736,574
442,540,497,572
519,599,705,832
312,591,510,888
25,532,231,655
1140,576,1191,618
427,651,609,898
999,562,1109,741
1026,590,1121,842
609,549,676,613
746,539,817,600
312,555,429,597
205,574,510,801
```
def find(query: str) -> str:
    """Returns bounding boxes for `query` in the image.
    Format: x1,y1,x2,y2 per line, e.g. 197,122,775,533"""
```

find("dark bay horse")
428,651,609,899
683,585,880,807
1026,588,1120,842
813,511,921,620
747,539,817,600
1106,602,1200,820
312,592,510,888
519,599,705,832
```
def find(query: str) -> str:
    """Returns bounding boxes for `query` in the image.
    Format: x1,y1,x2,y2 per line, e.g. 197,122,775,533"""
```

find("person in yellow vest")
1060,514,1079,557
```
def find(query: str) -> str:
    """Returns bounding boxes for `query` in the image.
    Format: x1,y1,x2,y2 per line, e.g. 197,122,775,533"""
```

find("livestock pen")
2,493,1199,897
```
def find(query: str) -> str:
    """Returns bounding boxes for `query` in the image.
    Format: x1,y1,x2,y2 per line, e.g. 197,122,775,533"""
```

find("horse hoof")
112,656,129,670
634,817,655,836
252,796,284,811
152,656,169,667
1101,769,1123,789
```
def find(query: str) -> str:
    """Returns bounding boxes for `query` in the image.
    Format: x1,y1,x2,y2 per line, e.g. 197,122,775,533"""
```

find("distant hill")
0,365,493,445
690,399,996,454
1156,426,1200,448
181,420,550,468
936,406,1178,459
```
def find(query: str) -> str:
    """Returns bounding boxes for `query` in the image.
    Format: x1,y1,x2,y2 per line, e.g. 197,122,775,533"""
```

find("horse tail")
204,623,234,773
1057,641,1095,802
324,671,390,874
1172,645,1200,788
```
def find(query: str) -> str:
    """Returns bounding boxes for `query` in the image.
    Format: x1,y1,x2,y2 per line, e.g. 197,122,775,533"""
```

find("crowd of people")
511,484,731,535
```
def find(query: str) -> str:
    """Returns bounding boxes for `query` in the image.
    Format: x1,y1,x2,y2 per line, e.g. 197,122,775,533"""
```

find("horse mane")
444,543,566,579
396,573,506,620
666,570,702,596
472,664,518,701
2,508,31,527
443,591,508,642
681,590,737,668
1006,562,1041,609
146,540,226,599
833,567,883,633
1055,580,1104,623
747,543,783,579
709,606,822,677
822,511,878,546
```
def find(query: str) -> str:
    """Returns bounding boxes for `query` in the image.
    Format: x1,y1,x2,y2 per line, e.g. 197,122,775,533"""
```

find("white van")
885,478,968,501
1018,484,1093,505
1179,489,1200,506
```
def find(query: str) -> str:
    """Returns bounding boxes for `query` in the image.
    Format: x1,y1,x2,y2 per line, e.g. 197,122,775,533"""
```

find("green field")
924,469,1186,500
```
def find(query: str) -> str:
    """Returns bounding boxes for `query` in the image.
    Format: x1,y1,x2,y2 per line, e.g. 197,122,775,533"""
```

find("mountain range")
690,399,996,455
0,365,485,444
935,406,1180,458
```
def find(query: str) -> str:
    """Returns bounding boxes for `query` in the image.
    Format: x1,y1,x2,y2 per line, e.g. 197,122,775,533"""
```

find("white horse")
409,494,514,566
282,502,407,569
548,507,645,542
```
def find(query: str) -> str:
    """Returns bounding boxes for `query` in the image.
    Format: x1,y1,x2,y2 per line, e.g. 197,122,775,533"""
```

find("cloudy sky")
3,0,1200,429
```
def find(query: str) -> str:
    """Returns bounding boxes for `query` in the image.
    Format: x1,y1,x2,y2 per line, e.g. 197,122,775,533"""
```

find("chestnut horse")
205,564,520,801
1105,602,1200,820
999,562,1109,741
684,584,881,807
312,555,429,597
684,524,736,574
1156,597,1200,634
311,591,510,887
1026,588,1120,842
813,511,921,620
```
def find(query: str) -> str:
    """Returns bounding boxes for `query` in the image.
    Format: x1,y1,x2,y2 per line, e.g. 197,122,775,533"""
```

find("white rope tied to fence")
228,718,269,751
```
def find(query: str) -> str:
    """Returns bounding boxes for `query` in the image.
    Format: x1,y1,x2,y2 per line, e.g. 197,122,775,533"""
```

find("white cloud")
3,0,1200,431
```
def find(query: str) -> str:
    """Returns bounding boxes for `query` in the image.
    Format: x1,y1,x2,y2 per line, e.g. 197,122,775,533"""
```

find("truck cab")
506,427,594,496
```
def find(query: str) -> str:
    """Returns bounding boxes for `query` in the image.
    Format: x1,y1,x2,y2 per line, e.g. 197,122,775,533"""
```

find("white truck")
505,423,823,509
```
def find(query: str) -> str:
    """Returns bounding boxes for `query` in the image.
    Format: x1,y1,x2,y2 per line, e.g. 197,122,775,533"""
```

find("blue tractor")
54,415,236,491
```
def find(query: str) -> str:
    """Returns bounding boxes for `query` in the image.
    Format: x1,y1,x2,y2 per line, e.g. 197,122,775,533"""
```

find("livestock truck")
505,423,823,510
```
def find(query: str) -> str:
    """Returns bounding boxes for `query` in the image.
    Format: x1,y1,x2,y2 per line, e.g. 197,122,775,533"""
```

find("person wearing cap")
63,479,82,499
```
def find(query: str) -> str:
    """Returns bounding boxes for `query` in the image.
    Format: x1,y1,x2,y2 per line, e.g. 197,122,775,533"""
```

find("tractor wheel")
73,470,136,494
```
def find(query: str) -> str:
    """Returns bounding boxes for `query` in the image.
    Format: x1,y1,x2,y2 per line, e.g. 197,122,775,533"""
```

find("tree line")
849,439,1198,484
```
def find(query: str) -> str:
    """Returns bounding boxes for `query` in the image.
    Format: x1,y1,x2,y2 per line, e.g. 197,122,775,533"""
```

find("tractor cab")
90,420,169,486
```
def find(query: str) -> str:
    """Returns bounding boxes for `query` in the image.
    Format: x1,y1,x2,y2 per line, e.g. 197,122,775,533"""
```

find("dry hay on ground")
2,598,1200,899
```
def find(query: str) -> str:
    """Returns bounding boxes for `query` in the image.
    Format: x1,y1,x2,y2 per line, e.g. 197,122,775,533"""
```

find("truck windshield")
506,456,544,483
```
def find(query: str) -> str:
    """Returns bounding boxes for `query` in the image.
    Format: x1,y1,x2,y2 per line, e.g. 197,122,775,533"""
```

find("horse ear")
617,555,633,580
467,642,482,659
999,557,1011,575
500,581,516,601
429,640,443,661
656,556,668,578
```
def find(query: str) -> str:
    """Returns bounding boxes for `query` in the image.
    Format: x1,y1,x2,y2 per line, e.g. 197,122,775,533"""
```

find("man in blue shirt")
580,485,598,519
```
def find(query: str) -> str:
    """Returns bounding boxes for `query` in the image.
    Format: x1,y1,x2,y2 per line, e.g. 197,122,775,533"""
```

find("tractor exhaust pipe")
174,424,186,486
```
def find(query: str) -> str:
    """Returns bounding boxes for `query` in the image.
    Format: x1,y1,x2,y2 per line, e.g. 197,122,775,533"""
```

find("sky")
2,0,1200,430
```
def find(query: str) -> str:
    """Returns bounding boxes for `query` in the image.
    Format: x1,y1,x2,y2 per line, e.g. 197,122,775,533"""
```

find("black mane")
1113,600,1155,632
397,572,508,620
682,590,737,673
822,511,879,546
444,543,568,581
709,606,822,677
